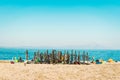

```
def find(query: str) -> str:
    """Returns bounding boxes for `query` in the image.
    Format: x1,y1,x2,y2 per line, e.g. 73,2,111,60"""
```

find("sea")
0,48,120,61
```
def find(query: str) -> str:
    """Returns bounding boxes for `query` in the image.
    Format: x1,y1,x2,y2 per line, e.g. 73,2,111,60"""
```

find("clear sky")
0,0,120,49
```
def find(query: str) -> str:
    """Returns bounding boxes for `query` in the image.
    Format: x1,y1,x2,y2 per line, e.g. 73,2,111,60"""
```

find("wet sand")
0,62,120,80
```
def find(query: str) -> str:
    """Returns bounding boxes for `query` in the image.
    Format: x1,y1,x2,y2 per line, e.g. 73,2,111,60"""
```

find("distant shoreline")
0,47,120,50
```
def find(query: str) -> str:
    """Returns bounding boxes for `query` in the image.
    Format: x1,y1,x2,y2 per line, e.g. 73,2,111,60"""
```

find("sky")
0,0,120,49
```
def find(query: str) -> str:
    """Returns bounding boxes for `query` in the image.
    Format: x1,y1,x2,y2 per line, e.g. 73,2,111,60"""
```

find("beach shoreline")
0,61,120,80
0,60,10,63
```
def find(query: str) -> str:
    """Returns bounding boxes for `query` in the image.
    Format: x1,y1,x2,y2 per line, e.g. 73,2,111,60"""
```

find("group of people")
10,56,24,64
26,50,90,64
11,50,117,65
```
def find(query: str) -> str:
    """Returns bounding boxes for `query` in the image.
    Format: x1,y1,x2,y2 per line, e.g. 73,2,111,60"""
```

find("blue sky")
0,0,120,49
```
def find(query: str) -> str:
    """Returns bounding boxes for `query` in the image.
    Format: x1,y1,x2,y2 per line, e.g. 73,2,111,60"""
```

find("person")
18,57,23,62
91,56,95,63
61,55,64,64
10,61,14,64
15,57,18,62
24,60,28,66
96,59,102,64
108,58,114,63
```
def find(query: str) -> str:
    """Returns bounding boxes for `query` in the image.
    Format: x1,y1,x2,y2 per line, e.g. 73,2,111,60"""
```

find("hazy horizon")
0,0,120,49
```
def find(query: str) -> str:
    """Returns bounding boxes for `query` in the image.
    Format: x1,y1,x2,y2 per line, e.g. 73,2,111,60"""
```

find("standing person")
65,53,67,64
61,55,65,64
58,51,61,63
25,50,29,61
82,51,86,64
86,52,89,64
74,50,77,64
70,50,74,64
92,56,95,64
78,51,80,64
24,50,28,66
67,51,70,64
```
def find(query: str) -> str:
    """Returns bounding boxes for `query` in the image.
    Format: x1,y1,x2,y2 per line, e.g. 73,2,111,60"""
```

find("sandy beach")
0,62,120,80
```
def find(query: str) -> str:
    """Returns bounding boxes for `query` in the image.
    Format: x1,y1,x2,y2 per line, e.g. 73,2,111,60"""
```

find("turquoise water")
0,48,120,61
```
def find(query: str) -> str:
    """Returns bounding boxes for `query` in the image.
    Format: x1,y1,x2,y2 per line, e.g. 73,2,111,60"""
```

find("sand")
0,62,120,80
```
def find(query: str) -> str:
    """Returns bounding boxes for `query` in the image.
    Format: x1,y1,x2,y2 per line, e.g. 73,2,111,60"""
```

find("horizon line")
0,46,120,50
